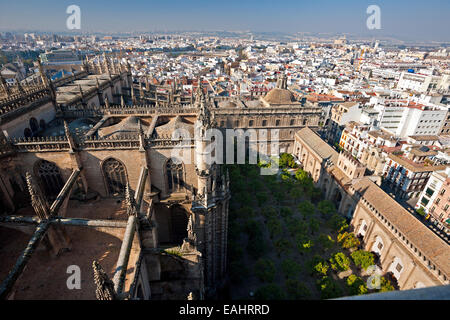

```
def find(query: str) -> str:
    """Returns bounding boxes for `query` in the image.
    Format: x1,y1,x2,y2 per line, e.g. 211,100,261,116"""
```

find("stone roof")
154,116,194,138
98,116,147,138
353,177,450,278
295,127,339,164
262,88,296,105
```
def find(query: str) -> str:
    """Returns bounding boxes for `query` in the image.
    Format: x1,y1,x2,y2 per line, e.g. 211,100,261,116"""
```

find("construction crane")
356,48,365,72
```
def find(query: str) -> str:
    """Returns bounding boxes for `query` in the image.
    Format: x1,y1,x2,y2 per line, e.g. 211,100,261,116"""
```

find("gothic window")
166,159,184,193
262,120,267,126
30,117,39,132
103,158,128,197
35,160,64,198
24,128,32,137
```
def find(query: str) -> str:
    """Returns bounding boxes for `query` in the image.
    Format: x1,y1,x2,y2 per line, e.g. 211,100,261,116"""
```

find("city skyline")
0,0,449,42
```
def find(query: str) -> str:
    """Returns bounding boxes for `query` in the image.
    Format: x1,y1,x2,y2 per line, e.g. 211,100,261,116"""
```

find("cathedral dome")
262,88,295,105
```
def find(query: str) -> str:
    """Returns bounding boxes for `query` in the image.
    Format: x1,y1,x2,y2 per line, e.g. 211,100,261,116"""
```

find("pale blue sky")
0,0,449,41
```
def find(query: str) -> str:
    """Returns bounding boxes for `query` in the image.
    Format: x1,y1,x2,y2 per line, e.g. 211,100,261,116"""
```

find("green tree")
267,218,283,239
318,234,335,251
256,193,268,206
255,258,276,282
328,214,349,232
298,239,314,253
379,276,395,292
229,261,249,284
261,206,278,219
298,200,315,219
309,218,320,235
254,284,285,300
285,279,311,299
337,232,360,249
332,252,351,271
247,235,268,259
274,239,292,256
279,153,296,168
416,207,426,217
351,250,375,270
346,274,368,296
281,259,301,279
317,200,336,217
317,276,342,299
313,261,329,276
280,206,293,218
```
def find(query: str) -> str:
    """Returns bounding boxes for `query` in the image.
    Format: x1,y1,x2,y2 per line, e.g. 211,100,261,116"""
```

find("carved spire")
26,172,50,220
64,120,76,152
16,80,24,95
37,58,49,87
131,83,136,104
93,260,116,300
195,77,205,105
120,95,125,107
0,73,10,96
125,183,137,216
105,96,110,108
145,76,150,91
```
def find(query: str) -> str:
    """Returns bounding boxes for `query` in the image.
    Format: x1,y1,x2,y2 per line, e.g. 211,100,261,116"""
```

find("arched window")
166,159,184,193
35,160,64,198
30,118,39,132
103,158,128,197
24,128,32,137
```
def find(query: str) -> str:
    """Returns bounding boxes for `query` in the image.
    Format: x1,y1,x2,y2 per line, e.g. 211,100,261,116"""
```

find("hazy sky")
0,0,449,41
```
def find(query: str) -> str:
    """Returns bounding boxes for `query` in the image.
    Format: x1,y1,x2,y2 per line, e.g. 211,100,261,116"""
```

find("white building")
373,99,447,138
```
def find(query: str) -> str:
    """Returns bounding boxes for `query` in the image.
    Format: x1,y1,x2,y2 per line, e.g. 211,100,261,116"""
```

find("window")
276,119,280,126
290,119,295,125
262,120,267,126
249,120,254,127
396,263,403,273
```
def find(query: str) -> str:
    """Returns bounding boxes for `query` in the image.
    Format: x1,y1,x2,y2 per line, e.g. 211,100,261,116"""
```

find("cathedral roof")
98,116,147,138
154,116,194,138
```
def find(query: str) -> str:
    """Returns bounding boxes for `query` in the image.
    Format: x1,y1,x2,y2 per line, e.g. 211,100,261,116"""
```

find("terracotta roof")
388,154,446,173
353,178,450,278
